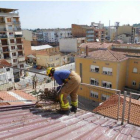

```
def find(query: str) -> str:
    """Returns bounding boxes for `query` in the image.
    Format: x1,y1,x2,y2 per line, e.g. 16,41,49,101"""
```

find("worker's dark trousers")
59,71,81,110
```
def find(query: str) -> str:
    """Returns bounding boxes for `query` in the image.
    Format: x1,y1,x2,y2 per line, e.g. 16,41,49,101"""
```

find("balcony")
0,35,7,39
3,48,9,53
14,28,21,31
15,35,22,38
18,54,24,58
0,20,5,24
0,28,6,32
13,21,20,24
17,47,23,51
86,35,94,38
4,56,10,60
86,31,94,34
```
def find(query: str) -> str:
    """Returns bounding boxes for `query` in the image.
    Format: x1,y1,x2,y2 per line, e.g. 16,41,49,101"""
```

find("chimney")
86,46,88,57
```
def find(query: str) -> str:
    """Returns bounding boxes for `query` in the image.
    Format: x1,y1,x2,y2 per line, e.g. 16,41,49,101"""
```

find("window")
133,68,137,73
12,52,16,56
13,59,17,62
10,39,14,43
50,58,53,61
90,78,99,86
102,81,112,88
102,94,109,101
102,67,112,75
90,65,99,73
132,81,136,86
90,91,98,98
6,68,10,71
8,25,12,30
9,79,12,81
7,18,11,22
11,46,15,50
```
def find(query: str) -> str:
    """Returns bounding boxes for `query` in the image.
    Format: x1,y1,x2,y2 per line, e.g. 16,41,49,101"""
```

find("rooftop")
79,42,113,49
94,94,140,126
0,8,18,13
78,49,128,62
0,90,36,106
31,45,53,50
0,103,139,139
0,59,11,68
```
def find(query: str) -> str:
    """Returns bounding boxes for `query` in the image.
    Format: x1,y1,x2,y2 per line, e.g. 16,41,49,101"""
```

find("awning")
27,54,36,59
15,32,22,35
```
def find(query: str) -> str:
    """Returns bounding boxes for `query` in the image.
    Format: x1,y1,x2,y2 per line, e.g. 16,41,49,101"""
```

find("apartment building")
59,38,86,53
86,28,105,43
72,24,89,37
35,28,72,45
76,43,140,102
0,8,25,71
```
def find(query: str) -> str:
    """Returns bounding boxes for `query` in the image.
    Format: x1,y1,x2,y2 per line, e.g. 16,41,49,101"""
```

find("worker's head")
46,67,55,77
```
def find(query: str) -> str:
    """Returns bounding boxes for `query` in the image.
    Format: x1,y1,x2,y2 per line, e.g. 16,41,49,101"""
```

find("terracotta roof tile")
93,94,140,126
0,59,11,68
79,50,128,62
79,42,113,49
0,90,37,105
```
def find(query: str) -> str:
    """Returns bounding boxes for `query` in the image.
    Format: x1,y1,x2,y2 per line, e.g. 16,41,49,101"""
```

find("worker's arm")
54,74,63,91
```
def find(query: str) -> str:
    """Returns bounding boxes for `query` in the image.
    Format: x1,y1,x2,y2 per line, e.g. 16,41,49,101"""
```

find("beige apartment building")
0,8,25,70
76,43,140,103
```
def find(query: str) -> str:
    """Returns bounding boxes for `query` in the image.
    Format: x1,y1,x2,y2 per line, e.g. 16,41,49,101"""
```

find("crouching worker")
46,67,81,115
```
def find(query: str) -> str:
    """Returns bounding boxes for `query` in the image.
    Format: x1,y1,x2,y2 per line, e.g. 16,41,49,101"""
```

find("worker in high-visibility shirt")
46,67,81,115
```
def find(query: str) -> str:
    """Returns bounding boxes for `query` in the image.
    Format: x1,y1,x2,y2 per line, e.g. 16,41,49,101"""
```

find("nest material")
39,88,58,102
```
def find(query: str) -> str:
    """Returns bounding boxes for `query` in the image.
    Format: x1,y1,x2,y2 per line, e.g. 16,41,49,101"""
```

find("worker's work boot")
70,105,77,113
57,109,70,115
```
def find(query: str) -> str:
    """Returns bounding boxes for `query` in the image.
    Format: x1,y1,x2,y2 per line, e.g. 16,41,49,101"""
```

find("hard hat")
46,67,55,77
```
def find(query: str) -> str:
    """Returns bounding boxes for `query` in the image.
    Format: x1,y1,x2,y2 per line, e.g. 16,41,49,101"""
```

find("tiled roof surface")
79,42,113,49
0,59,11,68
93,94,140,126
0,104,139,139
79,50,128,62
0,90,37,106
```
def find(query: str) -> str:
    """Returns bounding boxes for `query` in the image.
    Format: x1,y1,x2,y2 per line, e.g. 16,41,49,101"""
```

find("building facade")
59,38,86,52
0,59,14,90
0,8,25,71
76,43,140,103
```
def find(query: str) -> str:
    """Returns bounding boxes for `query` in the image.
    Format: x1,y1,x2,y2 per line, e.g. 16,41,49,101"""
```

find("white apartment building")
0,8,25,72
0,59,14,90
40,28,72,43
59,38,85,52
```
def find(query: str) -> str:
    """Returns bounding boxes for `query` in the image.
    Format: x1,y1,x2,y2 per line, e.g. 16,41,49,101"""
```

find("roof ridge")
108,50,119,61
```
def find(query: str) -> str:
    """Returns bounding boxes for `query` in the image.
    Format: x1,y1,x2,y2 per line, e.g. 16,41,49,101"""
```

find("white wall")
22,30,32,41
59,38,77,52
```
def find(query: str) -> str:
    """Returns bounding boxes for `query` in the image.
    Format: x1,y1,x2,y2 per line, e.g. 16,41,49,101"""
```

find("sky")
0,1,140,29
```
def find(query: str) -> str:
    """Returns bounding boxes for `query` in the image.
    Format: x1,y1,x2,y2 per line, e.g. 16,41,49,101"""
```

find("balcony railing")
17,47,23,50
14,28,21,31
13,21,20,24
0,28,6,31
3,49,9,52
15,35,22,38
0,35,7,38
0,20,5,23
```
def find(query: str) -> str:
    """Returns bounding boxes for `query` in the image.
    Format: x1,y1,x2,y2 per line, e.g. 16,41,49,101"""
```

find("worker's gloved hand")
54,95,59,102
